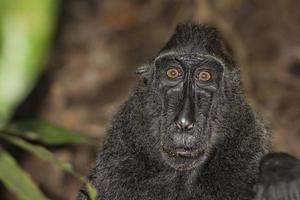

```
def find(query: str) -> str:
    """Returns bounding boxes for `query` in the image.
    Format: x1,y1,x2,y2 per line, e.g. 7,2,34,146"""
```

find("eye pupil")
199,71,211,81
166,68,180,79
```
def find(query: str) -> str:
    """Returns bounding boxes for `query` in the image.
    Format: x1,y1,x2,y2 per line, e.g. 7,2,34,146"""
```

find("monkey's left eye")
166,67,182,79
198,71,212,82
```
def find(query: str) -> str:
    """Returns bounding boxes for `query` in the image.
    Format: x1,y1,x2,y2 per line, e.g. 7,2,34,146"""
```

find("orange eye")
166,68,181,79
198,71,212,81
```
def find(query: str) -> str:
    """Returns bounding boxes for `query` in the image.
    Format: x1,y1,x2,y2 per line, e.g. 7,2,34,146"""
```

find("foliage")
7,119,92,145
0,148,48,200
0,0,97,199
0,0,58,126
87,182,98,200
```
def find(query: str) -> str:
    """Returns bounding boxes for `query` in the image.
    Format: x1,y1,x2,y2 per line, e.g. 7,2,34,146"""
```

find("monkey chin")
160,146,207,171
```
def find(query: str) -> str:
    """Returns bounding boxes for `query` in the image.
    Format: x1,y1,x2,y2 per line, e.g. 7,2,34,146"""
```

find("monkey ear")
135,64,152,83
135,64,149,75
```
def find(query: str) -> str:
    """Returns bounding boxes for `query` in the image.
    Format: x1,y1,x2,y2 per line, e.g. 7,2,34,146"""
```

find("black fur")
78,23,270,200
254,153,300,200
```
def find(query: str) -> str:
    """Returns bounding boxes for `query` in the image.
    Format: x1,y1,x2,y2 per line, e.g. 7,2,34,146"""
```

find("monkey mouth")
161,146,205,158
161,145,207,171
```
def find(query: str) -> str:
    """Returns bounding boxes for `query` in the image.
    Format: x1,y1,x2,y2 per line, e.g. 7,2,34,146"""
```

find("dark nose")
175,117,194,131
174,96,195,131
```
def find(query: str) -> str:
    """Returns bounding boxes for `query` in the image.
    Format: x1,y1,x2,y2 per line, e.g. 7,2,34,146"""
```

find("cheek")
162,90,182,117
195,93,213,116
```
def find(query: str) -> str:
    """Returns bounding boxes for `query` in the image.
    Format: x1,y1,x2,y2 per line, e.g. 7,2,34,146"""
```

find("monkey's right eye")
166,67,182,79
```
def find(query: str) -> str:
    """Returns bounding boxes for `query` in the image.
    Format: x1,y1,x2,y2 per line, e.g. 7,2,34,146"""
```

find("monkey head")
136,24,244,171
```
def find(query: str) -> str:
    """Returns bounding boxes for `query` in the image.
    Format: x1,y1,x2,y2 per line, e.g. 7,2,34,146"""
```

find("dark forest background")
1,0,300,199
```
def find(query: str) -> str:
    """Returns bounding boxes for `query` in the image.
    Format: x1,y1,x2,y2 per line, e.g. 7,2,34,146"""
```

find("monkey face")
152,53,224,171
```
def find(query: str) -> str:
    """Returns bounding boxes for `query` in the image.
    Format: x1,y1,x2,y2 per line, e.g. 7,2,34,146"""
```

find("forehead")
154,52,225,69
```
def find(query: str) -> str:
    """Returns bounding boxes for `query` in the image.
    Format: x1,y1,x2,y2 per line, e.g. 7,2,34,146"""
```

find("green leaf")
0,148,48,200
87,182,98,200
0,133,83,178
0,0,59,126
6,119,93,145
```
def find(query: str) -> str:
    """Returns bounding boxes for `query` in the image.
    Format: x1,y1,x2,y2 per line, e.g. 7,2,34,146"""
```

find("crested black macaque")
77,24,271,200
254,153,300,200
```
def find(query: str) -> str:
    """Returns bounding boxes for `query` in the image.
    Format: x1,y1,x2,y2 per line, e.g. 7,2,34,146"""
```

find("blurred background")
0,0,299,199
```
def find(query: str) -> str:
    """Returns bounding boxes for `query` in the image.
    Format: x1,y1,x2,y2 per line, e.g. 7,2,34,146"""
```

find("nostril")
186,123,194,130
174,119,194,131
175,121,182,129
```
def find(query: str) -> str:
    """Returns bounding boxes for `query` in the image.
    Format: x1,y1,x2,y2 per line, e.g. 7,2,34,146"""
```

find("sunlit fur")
78,23,270,200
